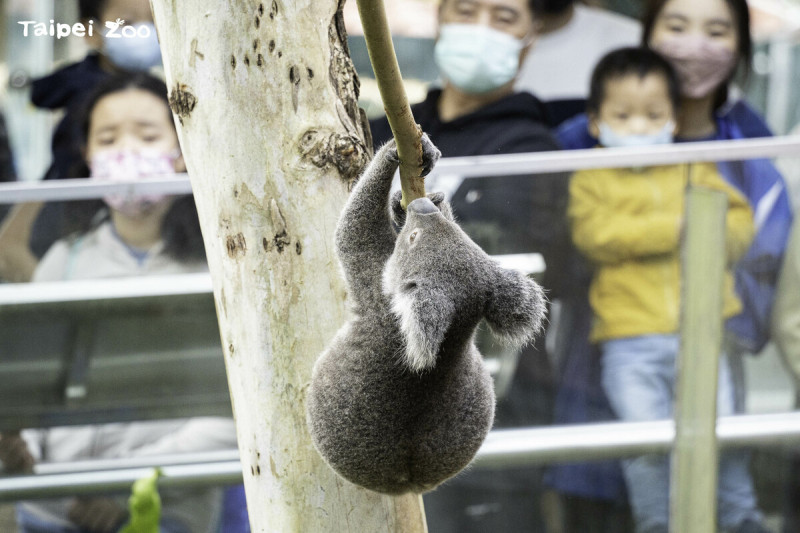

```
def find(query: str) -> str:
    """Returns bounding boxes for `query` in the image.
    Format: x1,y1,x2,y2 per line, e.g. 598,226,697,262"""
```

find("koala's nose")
407,197,437,215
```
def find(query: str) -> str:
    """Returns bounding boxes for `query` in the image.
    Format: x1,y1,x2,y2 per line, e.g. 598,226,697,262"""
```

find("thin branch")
356,0,425,208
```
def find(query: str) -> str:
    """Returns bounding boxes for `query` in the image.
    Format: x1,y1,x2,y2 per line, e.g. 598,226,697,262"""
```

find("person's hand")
0,202,43,282
68,497,129,533
0,431,35,473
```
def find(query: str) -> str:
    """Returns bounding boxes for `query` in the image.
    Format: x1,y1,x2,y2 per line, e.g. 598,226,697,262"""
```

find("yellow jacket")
568,163,754,343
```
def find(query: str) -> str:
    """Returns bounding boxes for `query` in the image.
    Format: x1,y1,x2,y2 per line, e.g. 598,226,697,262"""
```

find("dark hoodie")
370,87,570,427
370,87,559,156
31,52,110,182
29,53,110,257
369,88,569,298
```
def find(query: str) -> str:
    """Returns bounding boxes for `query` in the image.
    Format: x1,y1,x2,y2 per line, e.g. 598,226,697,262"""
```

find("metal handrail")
2,136,799,204
0,272,213,305
2,411,799,502
0,174,191,204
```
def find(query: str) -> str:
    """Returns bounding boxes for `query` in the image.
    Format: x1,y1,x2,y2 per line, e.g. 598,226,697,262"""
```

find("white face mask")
103,22,163,71
598,121,676,148
434,23,525,94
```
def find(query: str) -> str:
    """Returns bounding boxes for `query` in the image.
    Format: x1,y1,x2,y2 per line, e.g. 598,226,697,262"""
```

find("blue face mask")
434,23,524,94
597,121,676,148
103,22,163,71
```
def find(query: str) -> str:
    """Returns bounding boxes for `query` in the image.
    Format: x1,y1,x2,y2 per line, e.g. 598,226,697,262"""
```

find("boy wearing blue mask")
568,47,767,533
585,46,678,149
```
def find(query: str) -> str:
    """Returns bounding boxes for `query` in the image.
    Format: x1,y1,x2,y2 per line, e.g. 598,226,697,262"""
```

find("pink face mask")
653,35,737,99
89,149,179,217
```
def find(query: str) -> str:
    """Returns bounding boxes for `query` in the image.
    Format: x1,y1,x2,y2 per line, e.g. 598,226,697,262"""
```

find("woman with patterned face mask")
1,73,237,533
83,79,184,252
0,0,167,286
62,74,194,274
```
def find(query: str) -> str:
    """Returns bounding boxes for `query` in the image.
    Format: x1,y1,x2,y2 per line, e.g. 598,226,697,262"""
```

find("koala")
306,135,546,495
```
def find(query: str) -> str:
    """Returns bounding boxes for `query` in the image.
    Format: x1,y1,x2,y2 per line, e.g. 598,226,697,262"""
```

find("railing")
2,136,800,204
3,411,800,501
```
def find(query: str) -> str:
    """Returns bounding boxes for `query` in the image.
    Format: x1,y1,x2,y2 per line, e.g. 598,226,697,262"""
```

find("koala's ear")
484,268,547,349
391,287,454,373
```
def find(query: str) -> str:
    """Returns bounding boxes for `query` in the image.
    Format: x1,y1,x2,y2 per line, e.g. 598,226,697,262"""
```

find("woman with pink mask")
33,74,205,281
548,1,792,532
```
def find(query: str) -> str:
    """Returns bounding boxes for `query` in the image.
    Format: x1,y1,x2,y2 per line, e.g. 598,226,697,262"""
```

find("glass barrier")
0,137,799,532
0,191,228,424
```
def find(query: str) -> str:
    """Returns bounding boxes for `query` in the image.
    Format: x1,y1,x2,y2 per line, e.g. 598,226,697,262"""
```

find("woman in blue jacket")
547,1,793,531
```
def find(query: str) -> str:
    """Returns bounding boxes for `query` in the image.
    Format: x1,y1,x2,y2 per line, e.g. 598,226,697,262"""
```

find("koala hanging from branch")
307,134,546,495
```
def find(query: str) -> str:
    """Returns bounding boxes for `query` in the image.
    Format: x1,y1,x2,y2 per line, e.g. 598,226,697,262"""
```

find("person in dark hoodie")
370,0,569,531
6,0,162,282
370,0,568,292
33,0,161,185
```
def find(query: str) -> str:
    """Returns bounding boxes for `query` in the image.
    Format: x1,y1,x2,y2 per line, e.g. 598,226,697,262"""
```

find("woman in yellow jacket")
567,47,763,533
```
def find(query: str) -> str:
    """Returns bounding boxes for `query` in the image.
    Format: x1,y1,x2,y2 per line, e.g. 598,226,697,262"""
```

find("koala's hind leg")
407,354,495,491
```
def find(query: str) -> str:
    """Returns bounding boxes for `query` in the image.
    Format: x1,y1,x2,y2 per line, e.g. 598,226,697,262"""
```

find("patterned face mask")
89,149,179,217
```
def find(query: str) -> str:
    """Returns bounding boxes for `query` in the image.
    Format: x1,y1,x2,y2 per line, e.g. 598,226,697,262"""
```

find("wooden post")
149,1,427,531
671,183,728,533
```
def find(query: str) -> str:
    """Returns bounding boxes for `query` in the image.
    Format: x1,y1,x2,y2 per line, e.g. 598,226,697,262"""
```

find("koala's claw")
420,133,441,177
383,140,399,164
391,190,449,229
379,133,439,176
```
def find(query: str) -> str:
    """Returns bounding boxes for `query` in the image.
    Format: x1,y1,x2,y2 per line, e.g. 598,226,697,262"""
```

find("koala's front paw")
391,191,449,228
420,133,441,177
380,139,399,164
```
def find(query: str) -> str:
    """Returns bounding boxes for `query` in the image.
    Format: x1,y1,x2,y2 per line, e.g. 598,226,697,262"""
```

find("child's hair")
587,46,681,116
63,72,205,262
78,0,107,21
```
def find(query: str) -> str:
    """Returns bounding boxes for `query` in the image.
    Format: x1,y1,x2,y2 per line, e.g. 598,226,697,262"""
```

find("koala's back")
307,316,494,494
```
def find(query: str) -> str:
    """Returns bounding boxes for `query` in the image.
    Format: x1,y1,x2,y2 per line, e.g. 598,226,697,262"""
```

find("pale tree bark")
150,1,427,531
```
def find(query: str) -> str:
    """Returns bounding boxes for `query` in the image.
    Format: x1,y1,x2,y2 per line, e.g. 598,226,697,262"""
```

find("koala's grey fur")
307,135,546,495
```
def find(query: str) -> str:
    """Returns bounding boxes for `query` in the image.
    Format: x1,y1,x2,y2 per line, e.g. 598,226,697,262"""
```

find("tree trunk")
149,1,427,531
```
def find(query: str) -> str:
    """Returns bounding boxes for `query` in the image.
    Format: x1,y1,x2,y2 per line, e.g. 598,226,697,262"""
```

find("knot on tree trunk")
299,129,370,181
